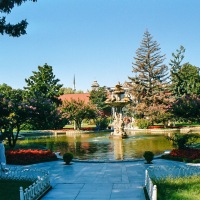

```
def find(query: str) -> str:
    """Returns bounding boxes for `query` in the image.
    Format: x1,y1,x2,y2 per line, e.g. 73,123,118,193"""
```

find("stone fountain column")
105,82,131,138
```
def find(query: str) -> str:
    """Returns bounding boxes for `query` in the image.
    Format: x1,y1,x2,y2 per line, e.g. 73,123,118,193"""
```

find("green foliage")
0,84,34,147
89,87,111,113
24,64,64,130
24,64,63,105
170,46,185,77
170,46,200,97
171,95,200,122
193,159,200,163
89,87,111,130
152,176,200,200
143,151,154,164
95,117,109,130
0,0,37,37
170,49,200,121
63,152,73,165
128,30,170,122
60,87,84,94
167,133,200,149
135,119,151,129
0,179,33,200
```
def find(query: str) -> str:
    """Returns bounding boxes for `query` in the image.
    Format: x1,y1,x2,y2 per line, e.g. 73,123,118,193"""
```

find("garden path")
7,159,200,200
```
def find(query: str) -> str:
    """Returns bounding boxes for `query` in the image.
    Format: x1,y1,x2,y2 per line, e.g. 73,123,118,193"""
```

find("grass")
153,122,200,127
63,124,96,128
0,179,33,200
174,122,200,127
152,175,200,200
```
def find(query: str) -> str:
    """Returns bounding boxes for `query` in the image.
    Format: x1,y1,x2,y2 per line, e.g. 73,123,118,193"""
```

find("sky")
0,0,200,92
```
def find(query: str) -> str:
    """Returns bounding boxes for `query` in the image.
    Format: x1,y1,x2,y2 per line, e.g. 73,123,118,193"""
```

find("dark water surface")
19,132,173,160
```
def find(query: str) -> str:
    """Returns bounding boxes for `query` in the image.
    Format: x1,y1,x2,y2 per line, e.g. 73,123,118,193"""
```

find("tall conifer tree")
0,0,37,37
129,30,170,123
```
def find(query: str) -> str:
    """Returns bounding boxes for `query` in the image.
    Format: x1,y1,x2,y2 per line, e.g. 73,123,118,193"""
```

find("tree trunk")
74,120,82,130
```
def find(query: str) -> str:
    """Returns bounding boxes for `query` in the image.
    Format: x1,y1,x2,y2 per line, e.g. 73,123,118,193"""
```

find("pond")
18,132,174,161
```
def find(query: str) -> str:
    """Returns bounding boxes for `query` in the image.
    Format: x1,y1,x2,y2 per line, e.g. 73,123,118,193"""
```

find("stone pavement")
13,158,198,200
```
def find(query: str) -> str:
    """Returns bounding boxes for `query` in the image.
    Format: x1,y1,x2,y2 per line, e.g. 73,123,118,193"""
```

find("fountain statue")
105,82,131,138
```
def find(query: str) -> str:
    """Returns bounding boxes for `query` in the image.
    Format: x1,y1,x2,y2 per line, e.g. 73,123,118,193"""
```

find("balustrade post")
19,187,24,200
152,185,157,200
145,170,148,186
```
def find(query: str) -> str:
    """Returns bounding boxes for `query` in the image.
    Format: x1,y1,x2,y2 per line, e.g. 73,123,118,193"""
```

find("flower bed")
6,149,57,165
148,125,164,129
80,127,96,131
162,148,200,163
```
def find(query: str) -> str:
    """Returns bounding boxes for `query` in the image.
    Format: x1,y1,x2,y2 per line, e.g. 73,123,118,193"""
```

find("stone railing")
145,170,157,200
145,165,200,200
0,167,51,200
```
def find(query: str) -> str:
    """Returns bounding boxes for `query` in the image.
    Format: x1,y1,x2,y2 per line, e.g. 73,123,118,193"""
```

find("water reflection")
113,139,123,160
20,132,174,160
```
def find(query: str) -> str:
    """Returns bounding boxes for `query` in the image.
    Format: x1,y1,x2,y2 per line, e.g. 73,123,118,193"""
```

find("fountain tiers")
105,82,131,139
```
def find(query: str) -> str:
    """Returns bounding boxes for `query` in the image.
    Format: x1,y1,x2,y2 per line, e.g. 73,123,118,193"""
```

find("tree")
128,30,170,123
89,87,111,130
89,87,110,113
24,64,63,104
170,46,200,97
167,133,200,149
170,47,200,122
25,96,65,130
171,94,200,122
0,0,37,37
0,84,33,147
60,99,97,130
24,64,64,129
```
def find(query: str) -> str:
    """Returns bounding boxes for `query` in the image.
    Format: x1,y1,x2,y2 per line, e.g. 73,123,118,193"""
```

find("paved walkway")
12,158,199,200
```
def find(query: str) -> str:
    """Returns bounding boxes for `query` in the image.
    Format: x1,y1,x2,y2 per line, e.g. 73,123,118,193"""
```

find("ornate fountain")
105,82,131,138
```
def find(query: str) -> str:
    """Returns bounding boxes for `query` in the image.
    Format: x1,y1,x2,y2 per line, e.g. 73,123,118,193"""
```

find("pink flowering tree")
0,84,34,147
25,95,65,130
60,99,97,130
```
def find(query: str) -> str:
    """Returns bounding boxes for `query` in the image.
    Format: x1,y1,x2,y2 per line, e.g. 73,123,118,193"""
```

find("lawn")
0,179,33,200
152,175,200,200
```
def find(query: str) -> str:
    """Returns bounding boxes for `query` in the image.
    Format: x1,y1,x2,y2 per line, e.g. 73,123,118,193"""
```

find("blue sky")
0,0,200,92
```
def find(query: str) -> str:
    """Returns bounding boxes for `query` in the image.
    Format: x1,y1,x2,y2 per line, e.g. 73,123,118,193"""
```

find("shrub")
95,117,109,130
63,152,73,165
161,148,200,163
193,159,200,163
167,133,200,149
143,151,154,164
135,119,151,129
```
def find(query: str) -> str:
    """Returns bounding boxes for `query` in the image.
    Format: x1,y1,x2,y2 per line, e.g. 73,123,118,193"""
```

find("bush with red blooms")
81,127,95,131
162,148,200,163
6,149,57,165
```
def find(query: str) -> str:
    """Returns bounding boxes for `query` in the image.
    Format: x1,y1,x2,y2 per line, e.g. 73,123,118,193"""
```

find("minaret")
73,74,76,92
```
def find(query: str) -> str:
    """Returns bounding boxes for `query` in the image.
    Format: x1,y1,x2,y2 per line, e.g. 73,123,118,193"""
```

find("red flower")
5,149,57,165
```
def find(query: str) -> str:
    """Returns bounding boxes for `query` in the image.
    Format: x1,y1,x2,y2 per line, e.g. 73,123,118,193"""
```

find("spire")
73,74,76,92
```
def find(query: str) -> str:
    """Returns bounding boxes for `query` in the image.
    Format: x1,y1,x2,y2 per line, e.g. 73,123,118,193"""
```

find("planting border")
0,167,51,200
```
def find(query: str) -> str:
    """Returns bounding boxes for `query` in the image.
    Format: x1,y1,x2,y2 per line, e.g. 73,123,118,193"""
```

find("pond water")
19,132,174,161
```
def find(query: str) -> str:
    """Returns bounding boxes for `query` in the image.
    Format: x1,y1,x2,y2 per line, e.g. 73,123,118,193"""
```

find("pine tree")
128,30,170,123
24,64,64,129
170,46,200,97
169,46,185,97
24,63,63,105
0,0,37,37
